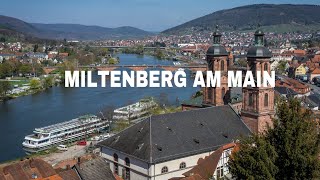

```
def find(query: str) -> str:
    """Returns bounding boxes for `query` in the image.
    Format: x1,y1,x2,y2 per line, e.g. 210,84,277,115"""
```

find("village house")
308,68,320,82
276,78,310,97
170,143,237,180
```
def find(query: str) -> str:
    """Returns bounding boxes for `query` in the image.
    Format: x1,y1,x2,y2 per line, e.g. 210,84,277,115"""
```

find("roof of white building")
98,105,251,163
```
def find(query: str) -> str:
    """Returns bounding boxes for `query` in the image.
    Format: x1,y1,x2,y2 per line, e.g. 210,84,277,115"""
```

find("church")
98,28,275,180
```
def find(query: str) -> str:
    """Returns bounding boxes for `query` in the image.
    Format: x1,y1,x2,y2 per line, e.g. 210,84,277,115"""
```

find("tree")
229,135,278,180
155,47,165,59
33,44,39,52
29,78,41,90
0,81,12,98
267,98,320,179
275,61,287,75
43,76,54,89
229,98,320,180
19,64,32,75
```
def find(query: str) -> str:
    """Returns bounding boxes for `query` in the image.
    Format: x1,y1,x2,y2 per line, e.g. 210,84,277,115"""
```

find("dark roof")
206,45,228,56
74,157,116,180
98,105,251,163
306,94,320,108
274,87,297,96
247,46,272,58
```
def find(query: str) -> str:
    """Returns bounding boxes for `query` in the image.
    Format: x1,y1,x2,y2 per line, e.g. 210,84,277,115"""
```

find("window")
161,166,168,174
222,87,225,100
249,93,253,106
264,63,268,71
125,157,130,179
264,93,268,107
217,166,224,178
221,60,224,71
113,153,119,175
179,162,186,169
208,89,212,101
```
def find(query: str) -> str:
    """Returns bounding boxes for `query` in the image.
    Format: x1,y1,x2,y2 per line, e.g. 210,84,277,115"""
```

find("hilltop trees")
229,98,320,179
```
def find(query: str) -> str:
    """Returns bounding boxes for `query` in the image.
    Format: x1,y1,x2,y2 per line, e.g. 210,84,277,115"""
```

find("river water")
0,54,199,163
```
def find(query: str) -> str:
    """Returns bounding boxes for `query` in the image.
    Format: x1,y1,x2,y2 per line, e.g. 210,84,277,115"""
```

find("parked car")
77,140,87,146
57,144,68,151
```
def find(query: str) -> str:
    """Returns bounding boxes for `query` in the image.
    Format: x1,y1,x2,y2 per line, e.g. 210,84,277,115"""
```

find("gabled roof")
182,143,236,179
311,68,320,74
98,105,251,164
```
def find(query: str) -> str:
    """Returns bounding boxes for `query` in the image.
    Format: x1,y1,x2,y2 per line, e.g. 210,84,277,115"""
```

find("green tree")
155,47,165,59
43,76,54,89
275,61,287,75
229,98,320,180
229,135,278,180
267,98,320,179
0,81,12,99
19,64,32,75
1,61,13,77
29,78,41,90
33,44,39,52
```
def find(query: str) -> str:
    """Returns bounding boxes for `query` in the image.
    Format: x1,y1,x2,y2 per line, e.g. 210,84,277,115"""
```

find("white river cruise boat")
22,114,109,154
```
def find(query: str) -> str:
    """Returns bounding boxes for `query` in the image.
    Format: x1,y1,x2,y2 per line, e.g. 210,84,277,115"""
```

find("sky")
0,0,319,32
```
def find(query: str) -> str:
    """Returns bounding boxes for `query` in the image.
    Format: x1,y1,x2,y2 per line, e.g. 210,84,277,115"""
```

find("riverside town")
64,70,275,88
2,1,320,180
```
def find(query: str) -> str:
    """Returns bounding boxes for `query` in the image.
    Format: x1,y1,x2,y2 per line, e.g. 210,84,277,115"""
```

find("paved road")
42,144,87,165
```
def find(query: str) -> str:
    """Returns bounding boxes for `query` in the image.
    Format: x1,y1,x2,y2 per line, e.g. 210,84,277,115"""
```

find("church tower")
203,26,230,106
241,29,275,133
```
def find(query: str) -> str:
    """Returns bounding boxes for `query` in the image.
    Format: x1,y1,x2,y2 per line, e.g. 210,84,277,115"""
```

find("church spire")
254,24,265,46
212,25,222,45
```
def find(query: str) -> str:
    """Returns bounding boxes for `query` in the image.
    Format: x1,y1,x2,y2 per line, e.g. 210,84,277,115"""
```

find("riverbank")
0,75,62,102
0,54,199,163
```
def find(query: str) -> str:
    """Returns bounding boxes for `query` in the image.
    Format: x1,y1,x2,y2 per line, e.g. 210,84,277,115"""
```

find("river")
0,54,199,163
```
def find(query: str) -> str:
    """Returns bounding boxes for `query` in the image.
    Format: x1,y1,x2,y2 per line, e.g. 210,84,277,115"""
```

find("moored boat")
22,114,109,154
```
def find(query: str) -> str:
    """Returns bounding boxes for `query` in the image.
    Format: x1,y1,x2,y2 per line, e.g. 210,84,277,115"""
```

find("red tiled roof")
181,143,236,180
311,68,320,75
0,159,59,180
58,169,80,180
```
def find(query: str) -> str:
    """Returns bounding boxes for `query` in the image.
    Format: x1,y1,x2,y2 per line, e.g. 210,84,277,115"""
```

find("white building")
99,105,251,180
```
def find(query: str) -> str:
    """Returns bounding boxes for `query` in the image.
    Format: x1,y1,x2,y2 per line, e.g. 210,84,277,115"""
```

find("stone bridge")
43,65,207,74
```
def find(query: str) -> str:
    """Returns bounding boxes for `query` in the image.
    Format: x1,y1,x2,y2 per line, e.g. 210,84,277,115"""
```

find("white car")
57,144,68,151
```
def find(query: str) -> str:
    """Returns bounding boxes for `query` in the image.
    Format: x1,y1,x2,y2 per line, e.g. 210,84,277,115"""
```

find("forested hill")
163,4,320,34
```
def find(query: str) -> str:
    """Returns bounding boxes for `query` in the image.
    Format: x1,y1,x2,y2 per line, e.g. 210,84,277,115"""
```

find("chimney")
66,164,70,170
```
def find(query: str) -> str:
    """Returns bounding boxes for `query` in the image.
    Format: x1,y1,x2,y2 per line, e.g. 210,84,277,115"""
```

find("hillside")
31,23,154,40
0,15,153,40
163,4,320,34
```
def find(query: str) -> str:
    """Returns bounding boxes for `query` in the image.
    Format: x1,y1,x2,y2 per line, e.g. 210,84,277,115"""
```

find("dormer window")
161,166,168,174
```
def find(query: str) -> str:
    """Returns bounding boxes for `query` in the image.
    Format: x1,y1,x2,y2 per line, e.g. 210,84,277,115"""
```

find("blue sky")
1,0,319,31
